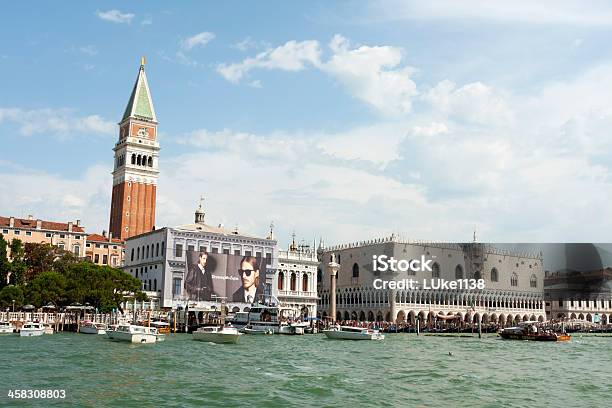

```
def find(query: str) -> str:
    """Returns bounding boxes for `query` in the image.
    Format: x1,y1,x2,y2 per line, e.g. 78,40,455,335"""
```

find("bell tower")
109,57,159,240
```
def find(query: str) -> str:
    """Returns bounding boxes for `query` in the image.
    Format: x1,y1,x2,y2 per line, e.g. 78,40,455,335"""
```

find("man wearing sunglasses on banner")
232,256,261,303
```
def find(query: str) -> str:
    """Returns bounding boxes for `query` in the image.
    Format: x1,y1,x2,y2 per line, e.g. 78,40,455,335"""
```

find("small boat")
279,322,306,335
241,325,274,335
322,325,385,341
0,321,15,334
43,323,54,335
149,320,171,334
79,321,107,335
149,327,166,342
498,324,571,342
20,322,45,337
106,324,157,344
193,325,242,344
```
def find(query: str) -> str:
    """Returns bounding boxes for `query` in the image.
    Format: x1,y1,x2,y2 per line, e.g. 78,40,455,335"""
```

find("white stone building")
123,204,276,310
317,235,546,325
268,238,318,318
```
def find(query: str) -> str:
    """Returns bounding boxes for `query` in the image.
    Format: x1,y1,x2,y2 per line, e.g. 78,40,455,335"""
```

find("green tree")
62,262,145,312
23,242,79,280
0,285,24,310
0,234,10,289
8,239,26,286
25,271,67,308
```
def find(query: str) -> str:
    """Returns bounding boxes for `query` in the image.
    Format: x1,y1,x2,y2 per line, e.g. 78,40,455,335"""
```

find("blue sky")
3,1,612,246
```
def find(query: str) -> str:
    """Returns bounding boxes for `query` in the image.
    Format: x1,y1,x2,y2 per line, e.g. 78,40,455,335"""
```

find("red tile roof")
0,216,85,233
86,233,124,244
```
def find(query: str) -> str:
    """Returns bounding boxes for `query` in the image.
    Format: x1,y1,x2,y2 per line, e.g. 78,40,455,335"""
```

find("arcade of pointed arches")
318,286,545,325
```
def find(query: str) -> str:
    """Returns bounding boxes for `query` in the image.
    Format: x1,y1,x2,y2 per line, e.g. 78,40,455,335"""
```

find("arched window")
455,265,463,279
155,243,159,257
142,155,147,166
137,155,141,166
302,274,308,292
148,156,153,167
135,269,138,278
511,273,518,287
137,247,140,259
290,273,297,291
131,154,136,164
432,262,440,278
131,248,134,261
317,268,322,283
148,279,151,291
278,272,284,290
73,245,80,256
146,245,149,259
352,263,359,278
154,279,157,291
530,274,537,288
161,241,165,255
491,268,499,282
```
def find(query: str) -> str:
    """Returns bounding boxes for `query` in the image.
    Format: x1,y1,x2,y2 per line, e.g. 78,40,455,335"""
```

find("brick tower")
109,57,159,240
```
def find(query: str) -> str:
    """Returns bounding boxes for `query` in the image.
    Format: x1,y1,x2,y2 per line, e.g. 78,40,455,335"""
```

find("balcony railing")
277,290,317,298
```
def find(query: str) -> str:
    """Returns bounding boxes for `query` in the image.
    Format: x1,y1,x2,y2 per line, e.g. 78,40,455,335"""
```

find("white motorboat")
0,321,15,334
149,326,166,342
20,322,45,337
279,322,306,335
106,324,157,344
193,325,242,344
43,323,54,335
241,325,274,335
323,326,385,341
79,321,107,335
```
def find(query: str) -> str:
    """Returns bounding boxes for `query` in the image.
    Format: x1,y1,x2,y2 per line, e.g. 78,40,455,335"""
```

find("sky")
2,1,612,247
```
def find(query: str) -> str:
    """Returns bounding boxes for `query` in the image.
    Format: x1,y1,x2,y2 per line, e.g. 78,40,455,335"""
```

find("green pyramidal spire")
122,57,157,122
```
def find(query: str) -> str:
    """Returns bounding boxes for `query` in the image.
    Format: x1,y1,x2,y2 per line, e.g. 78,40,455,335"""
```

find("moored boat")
106,324,157,344
43,323,54,335
0,321,15,334
323,325,385,341
241,325,274,335
20,322,45,337
193,325,242,344
79,321,107,335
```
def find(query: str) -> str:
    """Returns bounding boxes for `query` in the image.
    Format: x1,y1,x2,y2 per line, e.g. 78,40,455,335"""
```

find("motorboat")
241,325,274,335
498,323,570,342
20,322,45,337
0,321,15,334
149,320,171,334
279,322,306,335
43,323,54,335
149,326,166,342
323,326,385,341
79,321,107,335
106,324,157,344
193,325,242,344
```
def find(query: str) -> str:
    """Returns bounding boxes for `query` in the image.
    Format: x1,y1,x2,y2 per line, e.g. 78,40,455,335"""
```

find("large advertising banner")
184,250,267,302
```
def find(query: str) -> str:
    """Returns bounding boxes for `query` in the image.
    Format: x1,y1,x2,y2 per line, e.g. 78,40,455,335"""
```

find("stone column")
389,289,397,323
328,254,340,323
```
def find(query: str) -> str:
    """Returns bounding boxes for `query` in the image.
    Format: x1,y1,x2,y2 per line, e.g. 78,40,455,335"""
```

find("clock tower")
109,57,159,240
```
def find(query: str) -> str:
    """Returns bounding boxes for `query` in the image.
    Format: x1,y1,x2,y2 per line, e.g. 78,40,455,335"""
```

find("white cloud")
368,0,612,26
217,40,322,83
141,18,153,26
181,31,215,51
79,45,98,56
321,35,417,116
96,10,135,24
217,35,417,115
0,163,112,234
0,108,115,137
423,80,514,125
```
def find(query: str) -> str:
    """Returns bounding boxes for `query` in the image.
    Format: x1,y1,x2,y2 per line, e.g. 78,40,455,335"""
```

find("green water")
1,332,610,407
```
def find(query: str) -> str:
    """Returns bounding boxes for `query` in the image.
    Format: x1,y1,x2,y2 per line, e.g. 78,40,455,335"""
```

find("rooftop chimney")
27,214,33,220
68,222,73,232
76,219,81,227
36,219,42,229
9,217,14,228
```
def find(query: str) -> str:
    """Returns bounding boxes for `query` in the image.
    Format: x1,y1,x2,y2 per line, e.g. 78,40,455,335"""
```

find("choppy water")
1,332,611,407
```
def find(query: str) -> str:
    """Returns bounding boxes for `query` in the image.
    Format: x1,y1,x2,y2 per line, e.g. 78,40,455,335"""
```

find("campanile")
109,57,159,240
